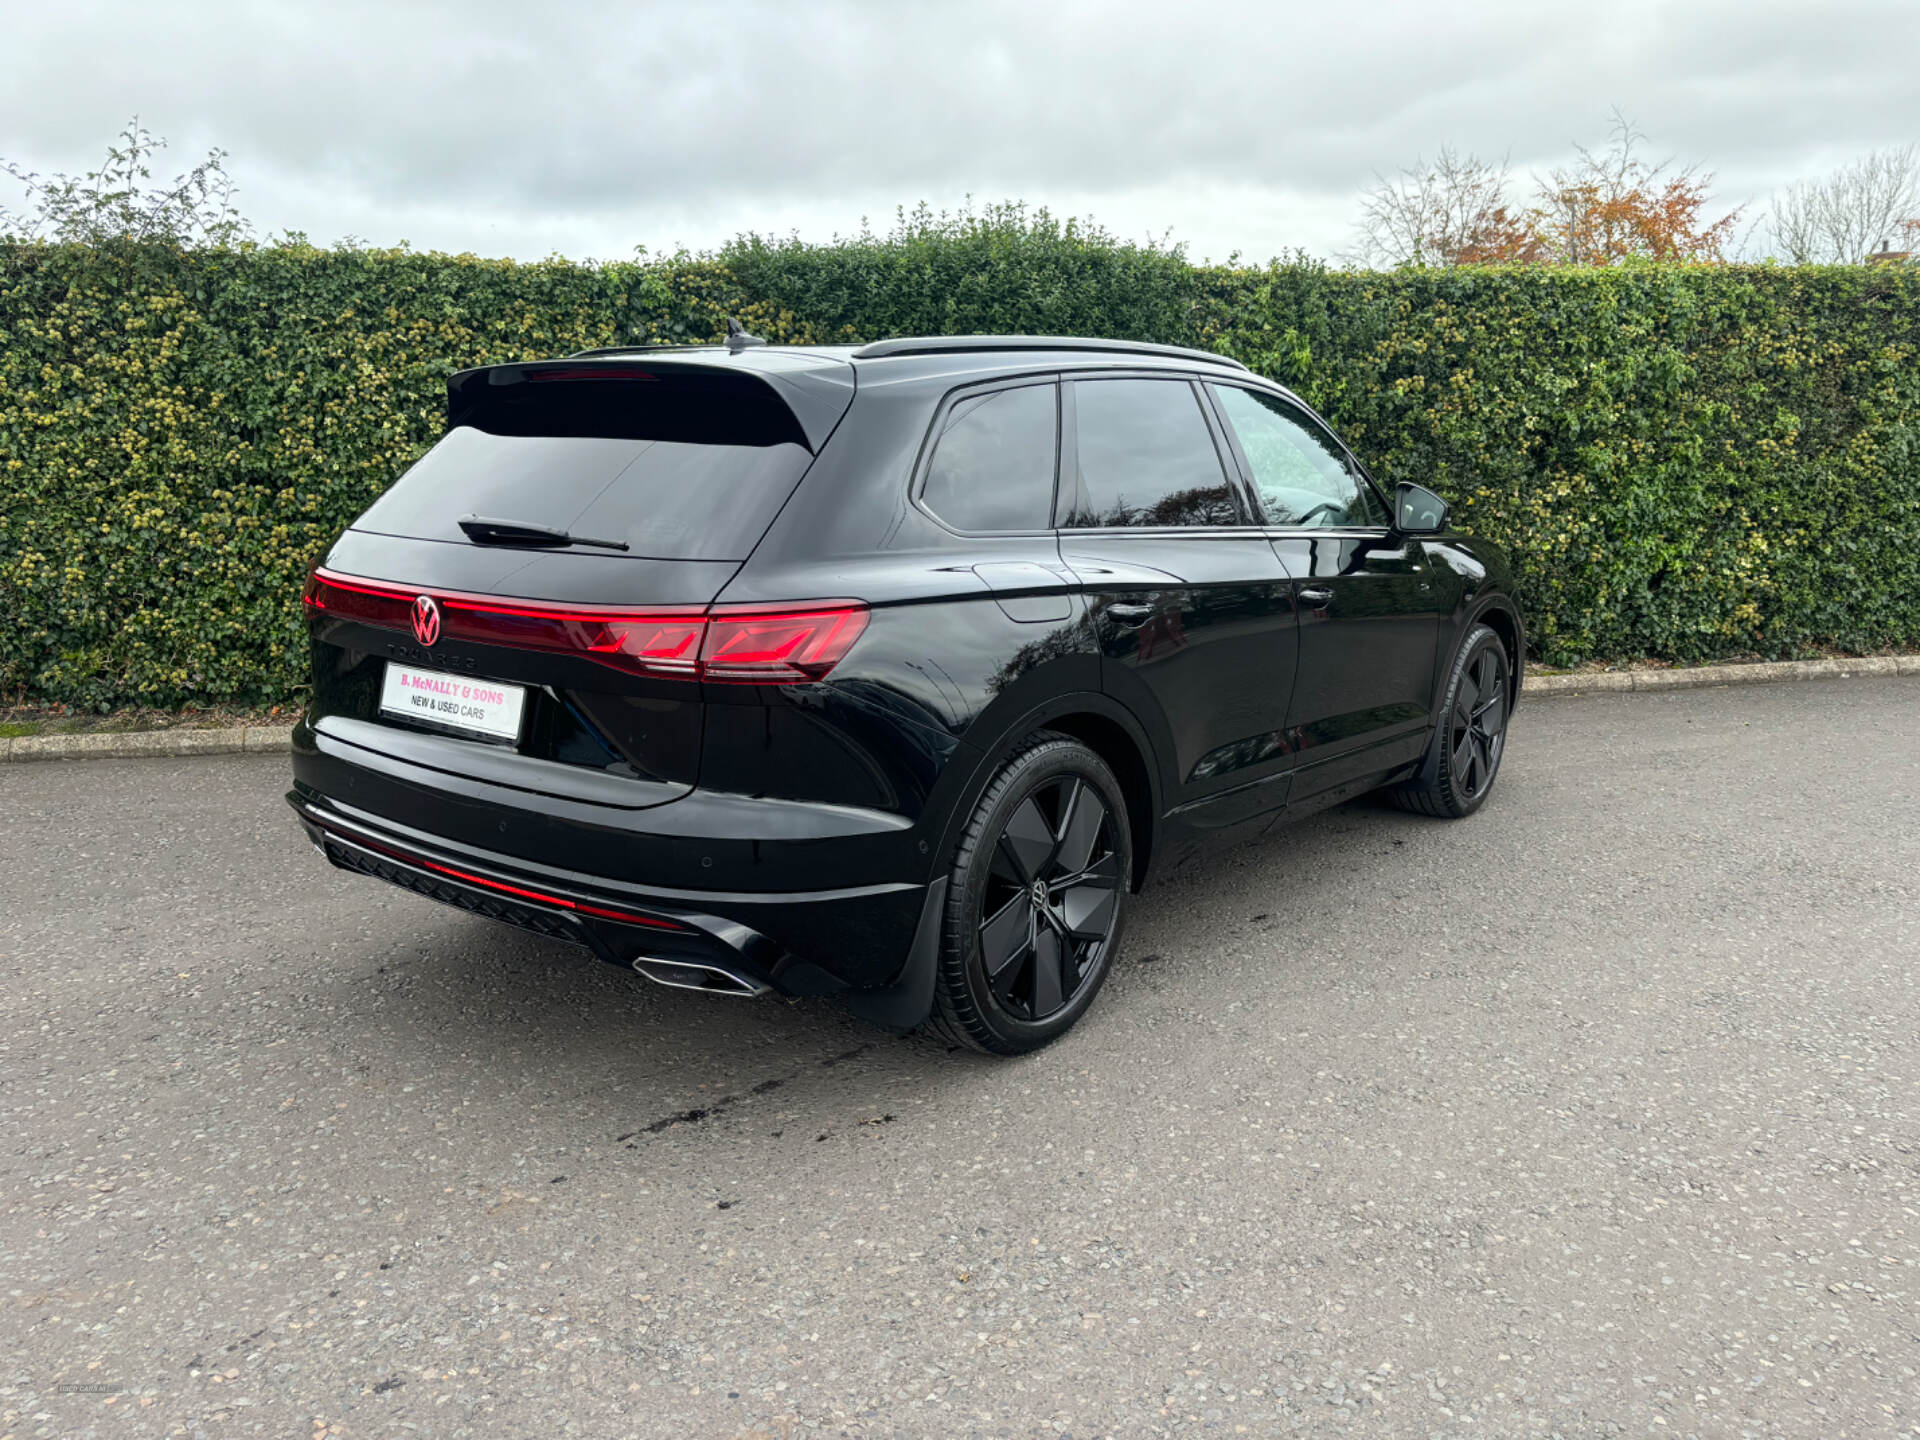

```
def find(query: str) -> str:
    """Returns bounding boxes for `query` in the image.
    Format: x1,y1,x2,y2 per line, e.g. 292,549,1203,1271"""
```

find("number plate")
379,663,527,743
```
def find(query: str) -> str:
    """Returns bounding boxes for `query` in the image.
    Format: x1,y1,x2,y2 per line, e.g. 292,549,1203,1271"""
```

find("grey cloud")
3,0,1916,261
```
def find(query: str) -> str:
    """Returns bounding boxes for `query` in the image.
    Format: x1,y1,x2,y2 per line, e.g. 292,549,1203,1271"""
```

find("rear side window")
1210,385,1389,529
1064,378,1239,529
920,383,1058,532
352,372,816,561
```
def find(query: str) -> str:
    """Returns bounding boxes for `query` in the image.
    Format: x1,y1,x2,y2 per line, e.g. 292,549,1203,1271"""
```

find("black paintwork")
291,339,1522,1022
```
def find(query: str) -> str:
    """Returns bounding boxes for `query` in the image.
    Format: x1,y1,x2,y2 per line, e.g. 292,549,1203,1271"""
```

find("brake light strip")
305,567,868,683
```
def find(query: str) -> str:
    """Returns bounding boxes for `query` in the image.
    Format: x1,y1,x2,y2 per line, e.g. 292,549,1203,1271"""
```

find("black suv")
291,335,1521,1054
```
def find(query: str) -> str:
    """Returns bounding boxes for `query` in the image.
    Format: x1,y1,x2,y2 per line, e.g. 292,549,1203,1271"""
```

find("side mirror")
1394,482,1449,535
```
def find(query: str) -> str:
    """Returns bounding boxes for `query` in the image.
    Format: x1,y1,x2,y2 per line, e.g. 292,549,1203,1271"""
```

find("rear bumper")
289,717,938,1001
291,793,763,989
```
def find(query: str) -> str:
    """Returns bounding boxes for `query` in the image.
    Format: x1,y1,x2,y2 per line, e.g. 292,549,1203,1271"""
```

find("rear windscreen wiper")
457,515,630,552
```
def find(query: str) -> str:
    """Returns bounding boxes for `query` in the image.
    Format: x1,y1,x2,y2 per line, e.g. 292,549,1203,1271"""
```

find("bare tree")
1769,145,1920,263
0,118,249,247
1349,145,1539,267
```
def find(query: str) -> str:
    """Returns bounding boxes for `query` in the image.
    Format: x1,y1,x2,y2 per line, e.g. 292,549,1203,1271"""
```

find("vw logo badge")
411,594,442,647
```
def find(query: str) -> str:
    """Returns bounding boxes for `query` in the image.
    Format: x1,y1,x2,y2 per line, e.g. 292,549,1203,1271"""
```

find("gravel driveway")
2,677,1916,1438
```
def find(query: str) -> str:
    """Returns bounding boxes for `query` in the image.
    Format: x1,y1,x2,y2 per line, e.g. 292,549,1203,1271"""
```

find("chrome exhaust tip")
631,957,769,998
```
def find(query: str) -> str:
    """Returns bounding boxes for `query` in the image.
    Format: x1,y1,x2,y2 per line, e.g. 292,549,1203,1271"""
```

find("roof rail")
849,335,1249,372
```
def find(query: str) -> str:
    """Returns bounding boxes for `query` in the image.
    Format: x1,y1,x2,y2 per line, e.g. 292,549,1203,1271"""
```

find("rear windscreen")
351,372,815,561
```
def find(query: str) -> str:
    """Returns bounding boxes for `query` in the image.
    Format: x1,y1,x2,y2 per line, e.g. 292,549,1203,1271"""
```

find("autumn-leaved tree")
1532,113,1741,264
1350,112,1741,267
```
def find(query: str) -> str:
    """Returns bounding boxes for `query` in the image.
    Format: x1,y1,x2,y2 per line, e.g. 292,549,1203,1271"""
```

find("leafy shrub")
1205,263,1920,666
720,202,1199,342
2,220,1916,708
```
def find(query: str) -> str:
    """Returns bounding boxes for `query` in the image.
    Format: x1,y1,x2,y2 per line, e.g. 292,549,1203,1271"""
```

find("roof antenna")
725,317,767,354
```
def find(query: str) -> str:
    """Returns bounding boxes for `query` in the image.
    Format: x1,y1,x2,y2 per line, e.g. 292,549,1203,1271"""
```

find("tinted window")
921,384,1057,532
1065,379,1239,529
1210,385,1388,528
353,421,813,562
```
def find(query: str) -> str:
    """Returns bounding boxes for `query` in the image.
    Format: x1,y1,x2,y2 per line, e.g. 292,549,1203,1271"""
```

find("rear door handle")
1105,603,1156,628
1297,586,1333,609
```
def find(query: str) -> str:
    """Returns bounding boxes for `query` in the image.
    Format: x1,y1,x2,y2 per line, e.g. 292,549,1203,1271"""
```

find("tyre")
1392,623,1511,819
928,733,1132,1055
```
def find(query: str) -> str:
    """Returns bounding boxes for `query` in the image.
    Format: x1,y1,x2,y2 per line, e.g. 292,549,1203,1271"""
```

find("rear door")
916,376,1078,622
1206,383,1450,804
1056,374,1299,832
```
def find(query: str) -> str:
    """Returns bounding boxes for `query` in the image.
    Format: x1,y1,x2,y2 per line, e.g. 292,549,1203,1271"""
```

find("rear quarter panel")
716,378,1117,881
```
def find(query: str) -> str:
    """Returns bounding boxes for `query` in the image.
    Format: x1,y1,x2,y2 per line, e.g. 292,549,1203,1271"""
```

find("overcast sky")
4,0,1917,264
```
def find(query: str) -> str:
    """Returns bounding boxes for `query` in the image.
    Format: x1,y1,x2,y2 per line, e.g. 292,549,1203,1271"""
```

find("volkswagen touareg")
290,334,1522,1054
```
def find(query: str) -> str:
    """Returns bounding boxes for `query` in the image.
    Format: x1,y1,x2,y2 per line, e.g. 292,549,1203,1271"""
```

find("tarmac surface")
2,677,1916,1438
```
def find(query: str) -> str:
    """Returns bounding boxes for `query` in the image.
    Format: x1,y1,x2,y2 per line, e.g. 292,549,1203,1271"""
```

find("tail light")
305,569,867,684
700,605,869,682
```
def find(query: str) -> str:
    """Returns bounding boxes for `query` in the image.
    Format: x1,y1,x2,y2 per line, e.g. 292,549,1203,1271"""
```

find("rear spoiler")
445,353,856,452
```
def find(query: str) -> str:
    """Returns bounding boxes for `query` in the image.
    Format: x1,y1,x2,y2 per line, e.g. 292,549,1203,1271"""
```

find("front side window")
1064,378,1240,529
1210,385,1388,529
920,383,1058,532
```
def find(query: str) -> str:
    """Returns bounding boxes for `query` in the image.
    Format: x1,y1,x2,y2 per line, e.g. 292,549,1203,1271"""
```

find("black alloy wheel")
1449,640,1508,802
978,772,1122,1020
930,734,1131,1054
1392,623,1511,819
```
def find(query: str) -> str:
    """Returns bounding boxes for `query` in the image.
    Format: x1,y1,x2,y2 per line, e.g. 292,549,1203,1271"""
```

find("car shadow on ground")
302,788,1462,1156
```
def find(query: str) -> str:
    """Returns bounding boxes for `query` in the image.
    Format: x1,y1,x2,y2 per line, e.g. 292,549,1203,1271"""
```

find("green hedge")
3,215,1917,708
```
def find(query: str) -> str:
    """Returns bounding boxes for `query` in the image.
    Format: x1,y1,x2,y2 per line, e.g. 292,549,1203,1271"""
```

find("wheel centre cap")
1030,880,1050,910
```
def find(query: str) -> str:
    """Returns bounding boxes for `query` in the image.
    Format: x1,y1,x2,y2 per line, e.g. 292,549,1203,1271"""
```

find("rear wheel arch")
927,730,1134,1054
944,693,1160,894
853,696,1159,1037
1037,710,1157,892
